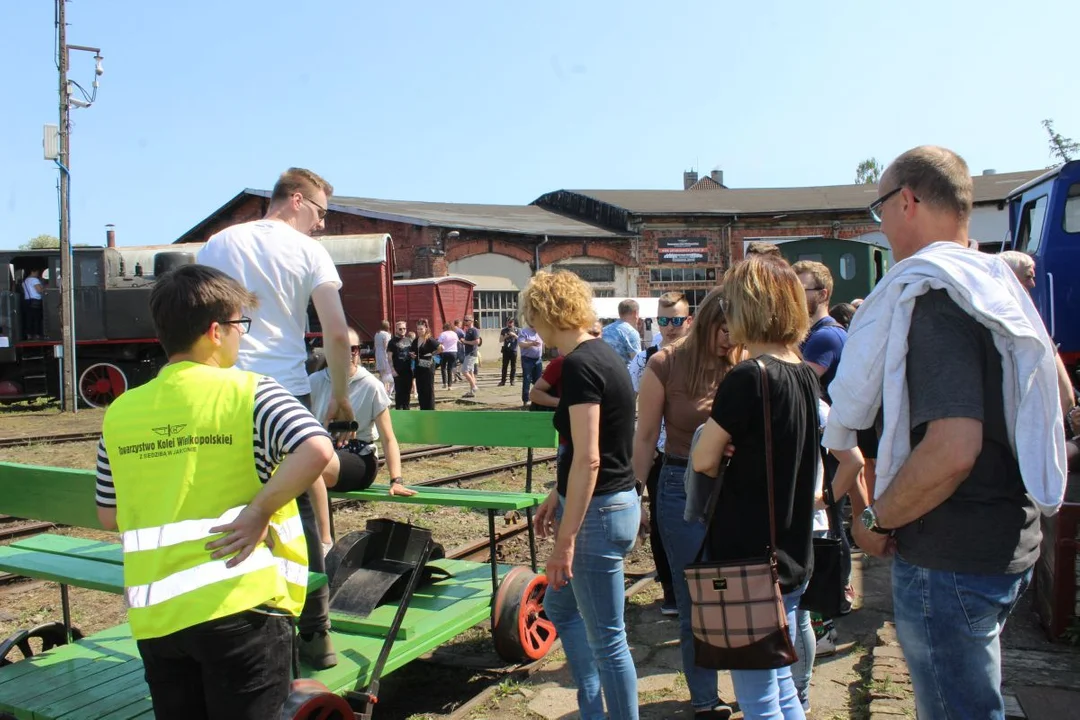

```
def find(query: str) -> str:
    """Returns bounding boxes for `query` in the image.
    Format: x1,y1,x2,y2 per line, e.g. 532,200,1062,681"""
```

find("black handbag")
798,461,846,618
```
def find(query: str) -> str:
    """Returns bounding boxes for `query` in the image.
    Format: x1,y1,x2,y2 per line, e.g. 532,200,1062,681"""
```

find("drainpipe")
535,234,550,273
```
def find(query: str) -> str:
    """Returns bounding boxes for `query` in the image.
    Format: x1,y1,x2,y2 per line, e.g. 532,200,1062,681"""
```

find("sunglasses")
350,345,361,355
219,317,251,334
302,195,327,220
656,316,689,327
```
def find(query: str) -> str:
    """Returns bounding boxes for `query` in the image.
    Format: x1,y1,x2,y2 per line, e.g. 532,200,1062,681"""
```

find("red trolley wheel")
78,362,128,408
280,679,354,720
492,567,557,663
0,622,84,667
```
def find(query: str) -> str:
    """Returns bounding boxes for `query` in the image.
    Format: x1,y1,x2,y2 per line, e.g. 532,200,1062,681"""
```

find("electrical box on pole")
43,125,59,160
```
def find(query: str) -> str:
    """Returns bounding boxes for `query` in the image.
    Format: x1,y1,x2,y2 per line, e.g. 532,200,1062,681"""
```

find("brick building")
175,168,1041,319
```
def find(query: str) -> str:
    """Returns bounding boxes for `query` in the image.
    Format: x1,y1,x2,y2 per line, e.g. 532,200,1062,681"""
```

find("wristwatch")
860,505,892,535
390,476,404,485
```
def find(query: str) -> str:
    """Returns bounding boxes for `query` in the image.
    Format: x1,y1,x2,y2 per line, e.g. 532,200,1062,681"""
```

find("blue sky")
3,0,1078,248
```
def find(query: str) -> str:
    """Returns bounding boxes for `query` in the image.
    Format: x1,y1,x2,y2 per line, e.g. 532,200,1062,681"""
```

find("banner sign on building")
658,237,708,263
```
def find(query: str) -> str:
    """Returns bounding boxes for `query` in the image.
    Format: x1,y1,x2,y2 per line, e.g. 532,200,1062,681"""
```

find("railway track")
0,432,101,450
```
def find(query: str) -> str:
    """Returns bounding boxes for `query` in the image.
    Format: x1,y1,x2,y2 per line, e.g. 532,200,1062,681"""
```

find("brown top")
647,344,723,458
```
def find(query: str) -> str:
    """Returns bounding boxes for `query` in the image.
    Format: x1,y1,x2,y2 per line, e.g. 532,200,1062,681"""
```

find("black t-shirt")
501,326,519,353
464,328,480,356
412,337,441,369
708,356,820,593
895,290,1039,574
553,339,637,497
389,335,413,375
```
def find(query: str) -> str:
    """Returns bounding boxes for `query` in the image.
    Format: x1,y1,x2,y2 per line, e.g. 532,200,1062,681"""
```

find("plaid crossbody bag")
683,358,798,670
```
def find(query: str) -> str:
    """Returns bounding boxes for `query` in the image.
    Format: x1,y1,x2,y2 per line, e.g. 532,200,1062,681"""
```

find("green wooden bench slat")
91,696,156,720
43,669,149,719
0,547,122,594
8,658,141,715
0,463,104,530
331,485,547,511
12,535,123,564
0,541,327,594
389,409,558,448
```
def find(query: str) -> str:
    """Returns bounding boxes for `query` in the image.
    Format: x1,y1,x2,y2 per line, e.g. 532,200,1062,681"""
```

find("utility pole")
57,0,75,412
53,0,103,412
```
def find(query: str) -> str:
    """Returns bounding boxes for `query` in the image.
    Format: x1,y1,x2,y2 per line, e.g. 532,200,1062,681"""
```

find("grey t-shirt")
895,290,1040,574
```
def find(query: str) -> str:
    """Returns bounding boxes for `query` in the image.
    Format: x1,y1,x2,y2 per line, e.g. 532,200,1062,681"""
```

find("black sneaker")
695,703,733,719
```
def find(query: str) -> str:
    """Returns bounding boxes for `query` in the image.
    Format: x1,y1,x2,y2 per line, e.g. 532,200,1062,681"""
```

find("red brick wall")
635,224,729,298
727,215,881,262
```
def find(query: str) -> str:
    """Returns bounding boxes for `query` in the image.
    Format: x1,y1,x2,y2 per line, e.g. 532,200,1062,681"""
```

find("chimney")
982,169,997,176
105,224,116,248
710,169,724,187
683,170,699,190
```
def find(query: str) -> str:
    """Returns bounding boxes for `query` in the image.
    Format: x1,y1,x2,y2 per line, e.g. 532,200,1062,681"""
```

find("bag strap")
755,358,778,553
820,456,844,536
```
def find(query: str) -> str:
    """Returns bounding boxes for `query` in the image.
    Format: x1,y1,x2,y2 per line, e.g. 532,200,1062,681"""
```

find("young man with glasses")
94,264,334,719
197,167,352,670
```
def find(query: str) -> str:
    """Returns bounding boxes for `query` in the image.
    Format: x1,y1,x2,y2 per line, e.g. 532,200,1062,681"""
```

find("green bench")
0,410,560,718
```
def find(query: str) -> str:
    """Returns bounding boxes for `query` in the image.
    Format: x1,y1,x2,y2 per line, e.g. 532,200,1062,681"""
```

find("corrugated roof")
556,169,1043,216
394,275,477,287
327,196,625,238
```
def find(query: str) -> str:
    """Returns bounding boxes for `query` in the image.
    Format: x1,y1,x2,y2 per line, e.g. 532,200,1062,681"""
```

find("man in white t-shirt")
197,167,351,670
373,319,393,393
22,268,44,339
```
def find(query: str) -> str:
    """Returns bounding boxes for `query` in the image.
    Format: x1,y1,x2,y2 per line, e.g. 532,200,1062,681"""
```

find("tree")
1041,119,1079,164
19,234,59,250
855,158,883,185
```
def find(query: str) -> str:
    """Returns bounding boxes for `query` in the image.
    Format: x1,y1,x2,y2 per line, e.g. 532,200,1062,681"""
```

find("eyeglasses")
656,316,689,327
301,195,327,220
220,317,251,334
869,186,919,223
350,345,361,355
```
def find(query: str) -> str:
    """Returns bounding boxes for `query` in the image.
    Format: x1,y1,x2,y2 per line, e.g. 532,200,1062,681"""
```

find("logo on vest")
116,428,235,460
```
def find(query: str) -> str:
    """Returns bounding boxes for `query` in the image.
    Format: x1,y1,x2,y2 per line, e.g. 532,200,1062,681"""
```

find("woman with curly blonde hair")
524,271,640,720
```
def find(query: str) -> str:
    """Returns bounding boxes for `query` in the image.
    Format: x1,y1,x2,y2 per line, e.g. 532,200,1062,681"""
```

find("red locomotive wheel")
280,679,354,719
0,622,84,667
492,567,557,663
78,362,128,408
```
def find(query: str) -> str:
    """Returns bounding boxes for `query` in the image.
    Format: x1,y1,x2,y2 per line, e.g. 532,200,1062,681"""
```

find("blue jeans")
544,489,640,720
656,461,720,710
791,531,827,710
729,585,806,720
892,554,1031,720
521,356,542,403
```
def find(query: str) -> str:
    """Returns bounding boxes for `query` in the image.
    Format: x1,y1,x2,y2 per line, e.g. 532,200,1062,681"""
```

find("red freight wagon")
393,276,475,331
314,234,396,348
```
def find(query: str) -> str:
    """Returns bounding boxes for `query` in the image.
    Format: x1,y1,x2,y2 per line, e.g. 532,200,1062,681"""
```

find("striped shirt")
96,376,329,507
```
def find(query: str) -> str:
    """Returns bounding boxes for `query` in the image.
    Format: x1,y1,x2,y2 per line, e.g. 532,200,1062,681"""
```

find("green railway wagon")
777,238,890,304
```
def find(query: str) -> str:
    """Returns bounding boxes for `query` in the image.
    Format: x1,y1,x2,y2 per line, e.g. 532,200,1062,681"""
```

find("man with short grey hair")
829,145,1065,719
602,299,641,363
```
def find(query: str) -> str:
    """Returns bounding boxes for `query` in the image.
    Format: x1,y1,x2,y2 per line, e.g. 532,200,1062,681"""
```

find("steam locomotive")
0,234,395,407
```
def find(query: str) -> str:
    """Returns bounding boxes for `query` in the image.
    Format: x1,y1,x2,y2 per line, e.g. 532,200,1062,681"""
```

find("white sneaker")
816,628,838,657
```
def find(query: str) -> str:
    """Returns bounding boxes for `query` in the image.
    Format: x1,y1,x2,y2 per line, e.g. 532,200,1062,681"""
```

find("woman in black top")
411,319,442,411
691,256,819,720
524,271,640,720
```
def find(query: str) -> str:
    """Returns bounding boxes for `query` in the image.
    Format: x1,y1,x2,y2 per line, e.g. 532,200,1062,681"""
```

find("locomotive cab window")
1016,195,1048,254
1065,183,1080,234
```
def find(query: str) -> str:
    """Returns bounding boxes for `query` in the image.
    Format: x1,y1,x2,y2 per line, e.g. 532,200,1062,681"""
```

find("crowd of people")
520,145,1068,720
94,147,1070,719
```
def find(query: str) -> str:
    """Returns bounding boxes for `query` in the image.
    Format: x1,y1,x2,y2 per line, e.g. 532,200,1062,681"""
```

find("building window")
593,288,615,297
555,263,616,283
649,267,715,283
473,290,518,330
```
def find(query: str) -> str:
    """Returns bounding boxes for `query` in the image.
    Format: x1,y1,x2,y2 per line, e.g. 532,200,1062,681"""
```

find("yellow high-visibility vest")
103,361,308,640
